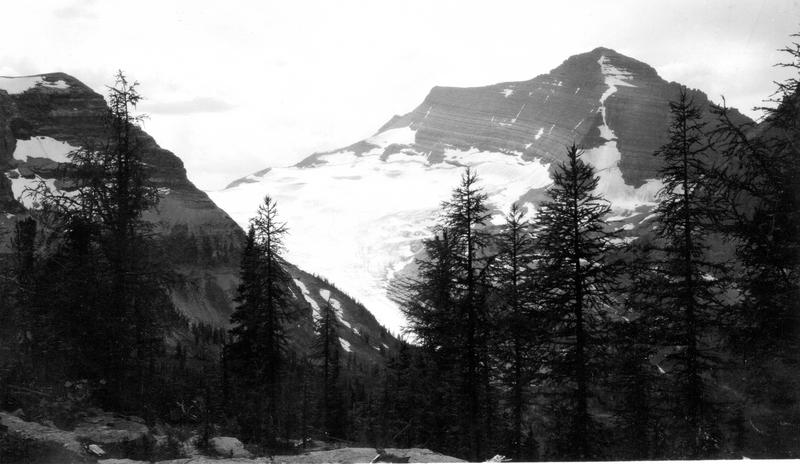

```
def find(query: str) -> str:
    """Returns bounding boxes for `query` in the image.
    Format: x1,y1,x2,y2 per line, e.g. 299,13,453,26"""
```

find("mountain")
211,47,751,332
0,73,401,366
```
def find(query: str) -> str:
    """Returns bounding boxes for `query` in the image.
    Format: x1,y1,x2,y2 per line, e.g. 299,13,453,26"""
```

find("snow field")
210,128,552,333
0,76,69,94
14,136,79,163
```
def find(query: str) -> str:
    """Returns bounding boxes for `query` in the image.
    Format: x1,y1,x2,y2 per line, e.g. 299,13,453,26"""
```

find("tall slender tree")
534,144,618,459
493,203,539,460
651,87,726,457
28,72,167,412
226,195,291,444
314,298,344,438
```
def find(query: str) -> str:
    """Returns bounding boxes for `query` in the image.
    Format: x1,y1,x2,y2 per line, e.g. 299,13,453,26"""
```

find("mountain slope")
212,47,751,332
0,73,400,366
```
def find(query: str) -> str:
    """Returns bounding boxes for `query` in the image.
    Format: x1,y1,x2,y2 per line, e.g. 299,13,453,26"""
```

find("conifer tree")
708,34,800,455
226,196,291,444
651,88,726,457
314,298,345,439
493,203,539,460
534,144,618,459
441,167,494,461
27,72,167,411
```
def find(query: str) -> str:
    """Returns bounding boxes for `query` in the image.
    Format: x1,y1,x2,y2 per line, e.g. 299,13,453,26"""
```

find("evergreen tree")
314,298,345,439
441,168,494,461
534,144,618,459
27,72,167,412
226,196,291,444
493,203,539,460
651,88,726,457
709,37,800,355
708,34,800,456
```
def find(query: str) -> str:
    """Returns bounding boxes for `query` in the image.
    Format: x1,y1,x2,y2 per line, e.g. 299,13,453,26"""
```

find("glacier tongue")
209,135,552,334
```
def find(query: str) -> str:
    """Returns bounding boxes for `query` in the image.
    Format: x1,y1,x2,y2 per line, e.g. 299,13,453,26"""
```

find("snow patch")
511,104,526,123
501,88,514,98
319,289,352,329
14,136,79,163
534,128,544,140
339,337,352,353
0,76,69,94
293,279,321,317
581,56,660,211
366,126,416,148
8,175,59,209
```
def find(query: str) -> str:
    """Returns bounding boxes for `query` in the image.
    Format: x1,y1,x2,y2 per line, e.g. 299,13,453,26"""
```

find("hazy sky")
1,0,797,190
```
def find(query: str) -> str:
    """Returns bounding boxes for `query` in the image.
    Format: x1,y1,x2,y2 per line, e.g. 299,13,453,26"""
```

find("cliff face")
0,73,401,366
372,47,748,186
214,47,752,332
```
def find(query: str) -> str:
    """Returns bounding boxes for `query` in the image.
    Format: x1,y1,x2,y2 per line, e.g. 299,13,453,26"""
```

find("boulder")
73,412,149,447
0,411,87,463
209,436,252,458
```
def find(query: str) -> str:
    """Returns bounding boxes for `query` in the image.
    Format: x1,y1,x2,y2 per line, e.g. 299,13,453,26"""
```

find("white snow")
501,88,514,98
319,289,352,329
13,136,79,163
581,56,663,212
534,128,544,140
293,278,321,317
0,76,69,94
574,87,581,94
339,337,352,353
210,144,552,334
366,126,416,148
424,106,433,119
7,175,58,209
511,104,526,123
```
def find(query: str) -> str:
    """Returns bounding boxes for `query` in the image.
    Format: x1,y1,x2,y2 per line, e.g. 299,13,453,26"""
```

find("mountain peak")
548,47,661,82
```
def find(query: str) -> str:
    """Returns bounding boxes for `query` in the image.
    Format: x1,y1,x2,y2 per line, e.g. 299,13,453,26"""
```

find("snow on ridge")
319,289,352,329
581,56,659,212
14,136,79,163
293,278,321,317
366,126,416,148
0,76,69,94
6,174,74,209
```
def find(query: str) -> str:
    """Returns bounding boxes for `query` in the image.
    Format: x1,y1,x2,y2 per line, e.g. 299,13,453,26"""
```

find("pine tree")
493,203,539,460
441,168,494,461
708,33,800,456
651,88,726,457
226,196,291,444
26,72,167,411
534,144,618,459
314,298,344,439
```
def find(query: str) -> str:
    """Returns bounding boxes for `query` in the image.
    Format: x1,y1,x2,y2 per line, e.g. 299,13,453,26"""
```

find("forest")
0,37,798,463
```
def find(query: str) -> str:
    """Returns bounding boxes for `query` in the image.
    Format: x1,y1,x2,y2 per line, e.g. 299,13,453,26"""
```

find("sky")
1,0,798,191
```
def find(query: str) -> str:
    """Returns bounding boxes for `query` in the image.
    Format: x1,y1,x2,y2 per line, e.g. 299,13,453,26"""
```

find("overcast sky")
1,0,797,190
